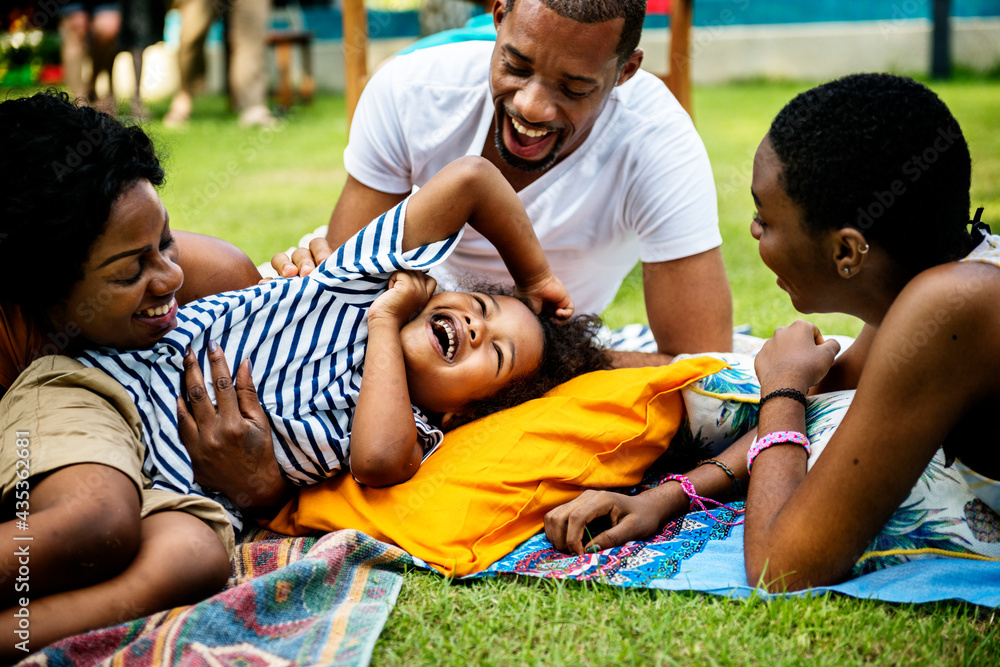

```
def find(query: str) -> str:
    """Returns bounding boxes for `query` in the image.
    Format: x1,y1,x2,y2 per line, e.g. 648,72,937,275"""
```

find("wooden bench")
266,28,316,110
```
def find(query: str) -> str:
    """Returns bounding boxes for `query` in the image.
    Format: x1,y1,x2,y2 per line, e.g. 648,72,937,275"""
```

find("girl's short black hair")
0,90,165,316
768,73,974,276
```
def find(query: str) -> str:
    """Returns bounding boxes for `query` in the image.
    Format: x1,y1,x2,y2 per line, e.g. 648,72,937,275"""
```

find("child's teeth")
445,322,455,360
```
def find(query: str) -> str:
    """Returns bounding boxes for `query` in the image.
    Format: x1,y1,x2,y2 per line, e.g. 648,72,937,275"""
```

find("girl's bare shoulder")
872,259,1000,387
890,260,1000,329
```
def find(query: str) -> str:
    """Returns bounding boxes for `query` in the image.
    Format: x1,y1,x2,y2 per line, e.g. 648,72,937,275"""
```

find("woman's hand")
177,343,290,511
755,320,841,393
369,270,437,327
515,271,574,321
544,487,684,555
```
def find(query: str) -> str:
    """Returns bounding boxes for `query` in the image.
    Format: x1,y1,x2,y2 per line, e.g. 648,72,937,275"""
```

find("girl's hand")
369,270,437,327
515,272,574,321
543,489,675,555
755,320,841,393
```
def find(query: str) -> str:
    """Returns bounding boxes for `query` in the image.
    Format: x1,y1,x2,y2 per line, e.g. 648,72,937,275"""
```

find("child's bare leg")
0,464,142,608
0,510,229,659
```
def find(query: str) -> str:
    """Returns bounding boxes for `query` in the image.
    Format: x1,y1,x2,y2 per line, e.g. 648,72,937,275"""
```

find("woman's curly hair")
442,280,613,430
768,73,973,276
0,90,165,317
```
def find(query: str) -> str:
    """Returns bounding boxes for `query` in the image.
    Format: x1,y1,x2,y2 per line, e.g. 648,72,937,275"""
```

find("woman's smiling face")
399,290,545,417
51,179,184,351
750,134,838,315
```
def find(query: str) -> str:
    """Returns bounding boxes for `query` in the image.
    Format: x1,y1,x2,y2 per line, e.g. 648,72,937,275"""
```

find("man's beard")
494,121,564,174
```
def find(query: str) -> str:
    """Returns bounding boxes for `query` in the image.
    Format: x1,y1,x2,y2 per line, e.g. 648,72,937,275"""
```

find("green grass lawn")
25,76,999,663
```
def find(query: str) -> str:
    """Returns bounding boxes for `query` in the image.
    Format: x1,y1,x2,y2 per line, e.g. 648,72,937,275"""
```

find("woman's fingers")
205,341,237,416
234,359,267,427
181,348,215,421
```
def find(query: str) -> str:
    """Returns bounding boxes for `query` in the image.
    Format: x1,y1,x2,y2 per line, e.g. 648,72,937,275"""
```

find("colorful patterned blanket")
19,529,412,666
473,497,1000,608
473,346,1000,608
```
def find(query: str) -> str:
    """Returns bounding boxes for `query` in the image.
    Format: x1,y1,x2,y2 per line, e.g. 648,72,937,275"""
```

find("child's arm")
402,156,573,319
350,270,437,487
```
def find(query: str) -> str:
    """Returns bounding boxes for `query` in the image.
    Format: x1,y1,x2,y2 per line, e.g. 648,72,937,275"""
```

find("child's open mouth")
431,314,458,362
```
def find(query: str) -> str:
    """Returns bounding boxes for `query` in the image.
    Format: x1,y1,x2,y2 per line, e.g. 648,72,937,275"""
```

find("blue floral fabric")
476,339,1000,605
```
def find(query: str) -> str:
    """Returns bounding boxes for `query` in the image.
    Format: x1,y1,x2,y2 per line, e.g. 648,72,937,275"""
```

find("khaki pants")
0,356,234,558
174,0,271,111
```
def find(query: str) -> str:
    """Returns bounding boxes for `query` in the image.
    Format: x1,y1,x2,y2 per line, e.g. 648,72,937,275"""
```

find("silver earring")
859,243,870,254
843,267,850,275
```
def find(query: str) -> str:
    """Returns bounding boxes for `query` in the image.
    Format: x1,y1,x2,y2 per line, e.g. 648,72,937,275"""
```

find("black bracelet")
696,458,744,496
758,387,807,410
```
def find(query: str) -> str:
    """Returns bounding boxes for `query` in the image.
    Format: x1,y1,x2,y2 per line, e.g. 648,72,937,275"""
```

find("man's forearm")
607,349,675,369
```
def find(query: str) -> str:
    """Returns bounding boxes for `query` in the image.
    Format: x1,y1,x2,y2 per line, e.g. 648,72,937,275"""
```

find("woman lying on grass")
0,94,607,655
0,93,263,398
546,73,999,591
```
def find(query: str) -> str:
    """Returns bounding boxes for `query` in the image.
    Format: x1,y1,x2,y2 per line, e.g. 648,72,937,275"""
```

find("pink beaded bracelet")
664,474,745,526
746,430,812,473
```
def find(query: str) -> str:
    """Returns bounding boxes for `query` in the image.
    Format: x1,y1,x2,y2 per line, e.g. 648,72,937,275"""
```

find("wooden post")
343,0,368,126
931,0,952,79
667,0,694,118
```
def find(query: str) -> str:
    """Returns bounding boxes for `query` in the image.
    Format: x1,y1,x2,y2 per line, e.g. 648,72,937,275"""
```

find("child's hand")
369,270,437,327
515,272,574,321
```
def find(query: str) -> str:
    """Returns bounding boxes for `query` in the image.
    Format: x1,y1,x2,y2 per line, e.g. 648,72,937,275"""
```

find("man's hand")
176,343,289,510
369,270,437,327
270,237,333,278
514,271,574,321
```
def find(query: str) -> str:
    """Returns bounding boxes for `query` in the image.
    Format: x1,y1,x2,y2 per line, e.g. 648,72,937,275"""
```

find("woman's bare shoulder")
174,231,262,304
868,259,1000,392
886,260,1000,334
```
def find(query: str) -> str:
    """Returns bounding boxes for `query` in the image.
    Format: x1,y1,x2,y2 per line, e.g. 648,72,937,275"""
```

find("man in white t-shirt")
274,0,733,363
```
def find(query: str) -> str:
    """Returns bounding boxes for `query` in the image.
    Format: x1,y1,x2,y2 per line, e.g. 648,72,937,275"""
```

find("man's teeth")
511,117,549,138
137,299,175,318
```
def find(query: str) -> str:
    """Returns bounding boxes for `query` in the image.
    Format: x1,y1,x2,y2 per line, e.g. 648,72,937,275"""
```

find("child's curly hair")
443,281,613,430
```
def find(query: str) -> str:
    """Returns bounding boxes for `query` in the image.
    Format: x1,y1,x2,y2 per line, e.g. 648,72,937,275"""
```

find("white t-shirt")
343,41,720,315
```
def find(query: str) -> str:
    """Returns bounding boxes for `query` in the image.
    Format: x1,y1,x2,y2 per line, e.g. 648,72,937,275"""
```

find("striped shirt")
78,199,458,525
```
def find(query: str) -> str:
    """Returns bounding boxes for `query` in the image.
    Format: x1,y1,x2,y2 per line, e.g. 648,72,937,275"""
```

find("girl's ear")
832,227,870,278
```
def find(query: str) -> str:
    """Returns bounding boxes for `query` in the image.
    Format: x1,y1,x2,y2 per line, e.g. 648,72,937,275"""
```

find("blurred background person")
164,0,275,127
120,0,166,119
59,0,121,111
